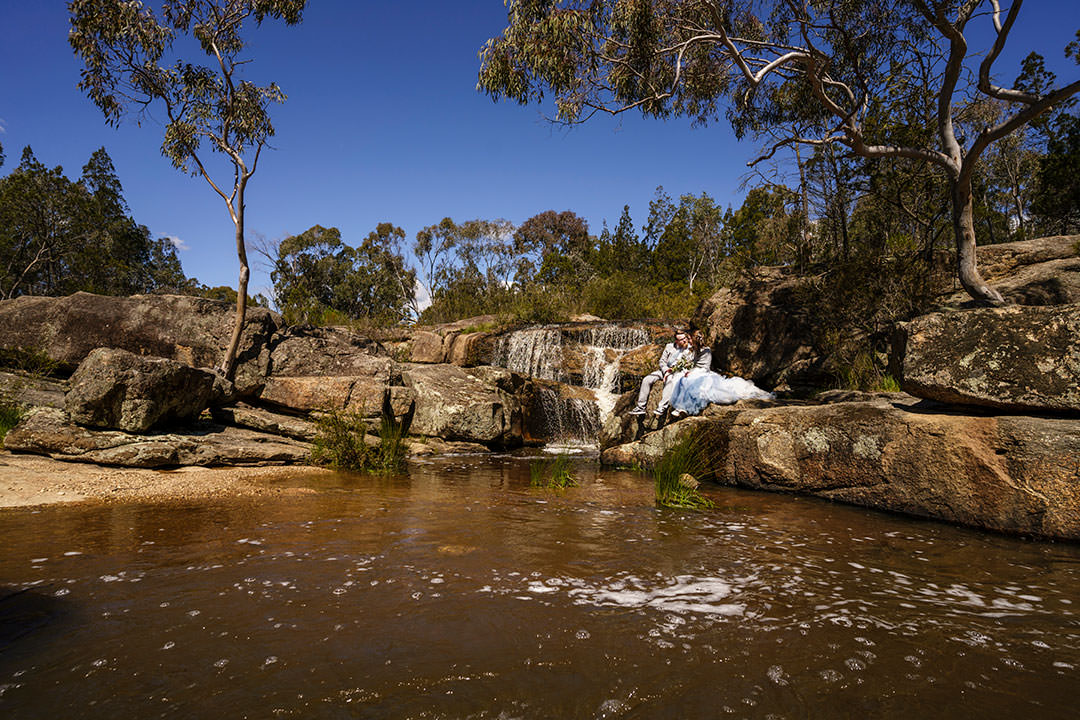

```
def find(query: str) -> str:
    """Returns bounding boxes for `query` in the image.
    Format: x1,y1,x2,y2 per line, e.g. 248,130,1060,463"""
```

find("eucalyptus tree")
270,224,415,327
513,209,593,286
1031,110,1080,234
479,0,1080,305
646,189,726,290
69,0,307,377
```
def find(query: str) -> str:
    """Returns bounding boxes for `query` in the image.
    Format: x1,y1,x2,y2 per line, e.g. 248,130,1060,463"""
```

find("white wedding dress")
668,367,773,414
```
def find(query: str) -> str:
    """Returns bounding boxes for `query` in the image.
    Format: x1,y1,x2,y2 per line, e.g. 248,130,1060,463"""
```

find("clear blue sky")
1,1,1075,300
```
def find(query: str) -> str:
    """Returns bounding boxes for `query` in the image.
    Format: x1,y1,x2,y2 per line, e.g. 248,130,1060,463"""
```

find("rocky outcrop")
267,325,392,379
400,363,522,447
894,304,1080,413
409,330,496,366
409,330,447,363
5,407,309,467
693,235,1080,393
209,403,318,442
0,292,281,394
693,267,825,391
65,348,216,432
252,324,411,422
0,371,65,409
405,315,501,365
603,395,1080,540
258,375,391,416
941,235,1080,307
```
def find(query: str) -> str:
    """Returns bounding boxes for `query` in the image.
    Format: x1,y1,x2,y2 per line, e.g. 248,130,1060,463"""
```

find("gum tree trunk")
221,182,249,379
952,176,1005,305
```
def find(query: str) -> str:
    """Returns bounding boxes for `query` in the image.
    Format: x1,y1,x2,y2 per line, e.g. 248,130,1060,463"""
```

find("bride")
667,331,773,416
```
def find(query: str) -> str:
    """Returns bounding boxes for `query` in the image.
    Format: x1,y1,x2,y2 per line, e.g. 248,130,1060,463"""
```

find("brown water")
1,452,1078,719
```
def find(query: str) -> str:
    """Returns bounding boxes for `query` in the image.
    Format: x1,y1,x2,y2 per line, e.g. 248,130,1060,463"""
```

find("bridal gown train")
668,367,773,415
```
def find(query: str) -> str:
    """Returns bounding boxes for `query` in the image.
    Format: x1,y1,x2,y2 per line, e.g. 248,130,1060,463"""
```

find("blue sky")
1,1,1076,300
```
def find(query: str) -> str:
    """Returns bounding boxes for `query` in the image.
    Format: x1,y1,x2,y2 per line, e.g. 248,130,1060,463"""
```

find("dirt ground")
0,450,332,508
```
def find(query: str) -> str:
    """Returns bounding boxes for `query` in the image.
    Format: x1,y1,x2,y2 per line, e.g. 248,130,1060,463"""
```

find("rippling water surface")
1,453,1078,718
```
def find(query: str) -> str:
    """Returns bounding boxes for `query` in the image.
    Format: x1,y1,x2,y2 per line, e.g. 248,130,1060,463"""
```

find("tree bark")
952,177,1005,305
221,188,249,379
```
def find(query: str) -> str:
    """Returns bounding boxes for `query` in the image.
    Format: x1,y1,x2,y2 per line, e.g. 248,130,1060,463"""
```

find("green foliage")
270,224,415,327
799,251,940,391
417,203,717,325
0,146,187,299
1031,111,1080,235
416,217,519,325
530,453,578,489
879,373,902,393
0,397,23,443
309,411,406,473
653,433,716,510
479,1,1080,305
724,186,802,268
0,346,59,377
0,345,57,442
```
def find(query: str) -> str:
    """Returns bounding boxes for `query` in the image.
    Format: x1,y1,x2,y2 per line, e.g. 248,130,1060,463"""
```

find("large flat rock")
894,304,1080,412
258,375,391,417
602,398,1080,540
4,407,310,467
941,235,1080,306
0,292,281,394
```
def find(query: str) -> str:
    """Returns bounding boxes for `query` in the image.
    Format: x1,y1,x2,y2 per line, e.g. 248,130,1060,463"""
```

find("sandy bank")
0,450,332,509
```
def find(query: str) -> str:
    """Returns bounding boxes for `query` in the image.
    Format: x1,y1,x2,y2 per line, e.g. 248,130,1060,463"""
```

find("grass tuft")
653,433,716,510
530,453,578,489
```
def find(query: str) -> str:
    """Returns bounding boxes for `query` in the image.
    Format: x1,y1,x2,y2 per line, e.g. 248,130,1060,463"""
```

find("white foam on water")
568,574,744,617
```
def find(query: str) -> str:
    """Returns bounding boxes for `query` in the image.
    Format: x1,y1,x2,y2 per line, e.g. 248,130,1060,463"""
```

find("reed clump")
653,433,716,510
530,453,578,489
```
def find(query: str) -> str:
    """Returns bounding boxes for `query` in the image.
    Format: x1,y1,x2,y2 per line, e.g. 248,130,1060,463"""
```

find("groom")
628,329,690,416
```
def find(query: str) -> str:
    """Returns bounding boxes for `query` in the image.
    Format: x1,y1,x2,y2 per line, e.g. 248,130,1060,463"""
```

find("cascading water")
493,328,566,382
579,327,649,421
494,325,649,446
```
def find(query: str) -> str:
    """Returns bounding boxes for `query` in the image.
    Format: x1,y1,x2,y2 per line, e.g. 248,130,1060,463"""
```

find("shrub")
310,411,406,473
0,397,24,442
0,347,59,377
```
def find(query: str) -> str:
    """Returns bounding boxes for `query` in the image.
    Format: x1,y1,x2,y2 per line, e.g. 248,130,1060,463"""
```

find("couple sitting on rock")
628,327,772,420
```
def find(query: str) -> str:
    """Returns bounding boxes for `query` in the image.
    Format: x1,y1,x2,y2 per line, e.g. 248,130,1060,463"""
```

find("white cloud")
163,235,190,251
413,278,432,313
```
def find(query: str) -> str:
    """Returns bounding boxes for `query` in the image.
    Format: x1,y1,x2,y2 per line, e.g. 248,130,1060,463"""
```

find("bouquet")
671,354,695,373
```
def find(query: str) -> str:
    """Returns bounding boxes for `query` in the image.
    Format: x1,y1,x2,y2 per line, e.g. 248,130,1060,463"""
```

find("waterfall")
493,328,566,382
580,327,649,421
494,325,649,446
533,388,601,447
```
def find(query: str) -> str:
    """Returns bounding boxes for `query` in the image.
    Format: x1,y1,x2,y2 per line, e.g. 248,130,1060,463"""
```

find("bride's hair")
690,330,705,353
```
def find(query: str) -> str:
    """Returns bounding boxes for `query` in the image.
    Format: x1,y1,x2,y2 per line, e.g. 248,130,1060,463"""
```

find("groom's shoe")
628,407,646,416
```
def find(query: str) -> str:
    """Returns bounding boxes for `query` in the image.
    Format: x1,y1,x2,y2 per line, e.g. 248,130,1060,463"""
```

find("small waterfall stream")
494,325,649,446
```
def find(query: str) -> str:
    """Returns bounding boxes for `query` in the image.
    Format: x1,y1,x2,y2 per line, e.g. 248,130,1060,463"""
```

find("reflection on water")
1,453,1078,718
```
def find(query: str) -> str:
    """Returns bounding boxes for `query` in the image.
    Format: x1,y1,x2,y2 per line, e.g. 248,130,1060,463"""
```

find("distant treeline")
264,101,1079,328
0,143,263,306
2,102,1078,330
